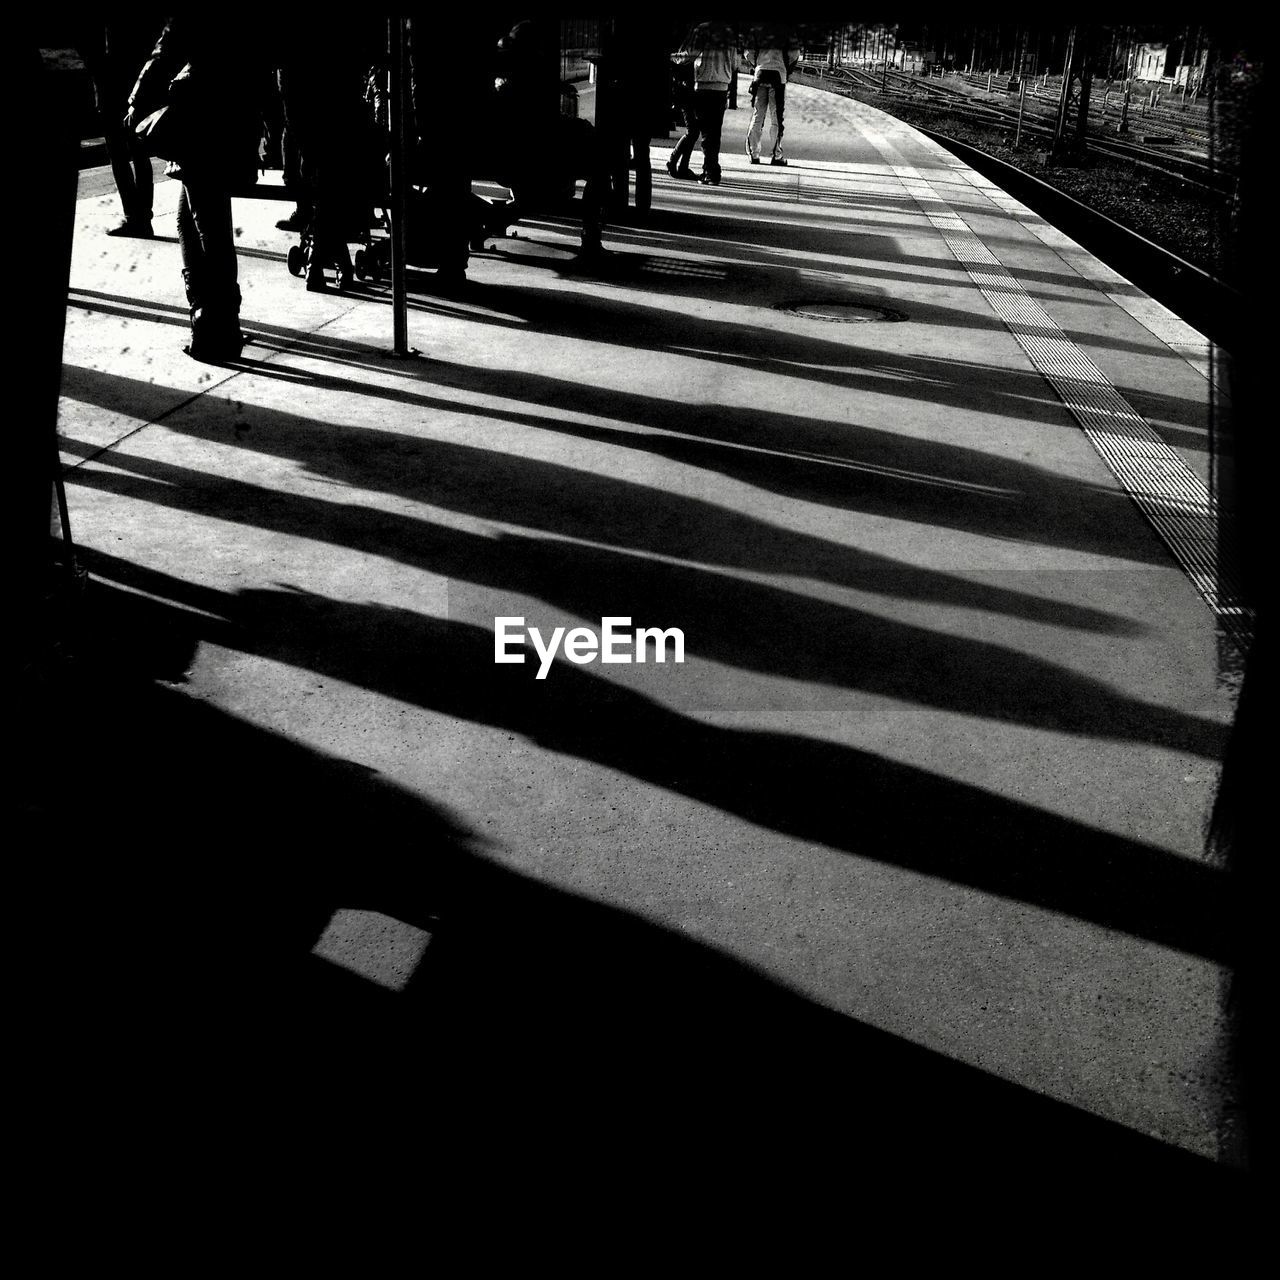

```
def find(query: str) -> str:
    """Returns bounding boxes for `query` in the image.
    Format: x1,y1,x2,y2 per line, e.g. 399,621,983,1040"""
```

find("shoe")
770,156,787,166
434,266,468,292
698,172,720,186
186,308,243,362
187,332,243,362
335,246,355,291
106,218,153,238
750,157,760,164
275,208,310,232
673,167,697,180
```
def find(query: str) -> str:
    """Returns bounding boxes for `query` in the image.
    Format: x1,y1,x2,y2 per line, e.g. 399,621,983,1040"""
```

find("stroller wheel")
286,244,305,277
353,249,368,280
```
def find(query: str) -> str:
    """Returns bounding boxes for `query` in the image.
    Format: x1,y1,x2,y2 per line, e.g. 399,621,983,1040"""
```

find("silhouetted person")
673,20,735,185
744,29,797,165
598,17,671,218
275,42,374,291
79,17,163,237
406,14,481,286
126,18,261,360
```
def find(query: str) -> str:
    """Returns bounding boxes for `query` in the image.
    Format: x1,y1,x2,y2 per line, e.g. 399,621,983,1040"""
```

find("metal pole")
1053,26,1077,146
388,16,410,357
1014,77,1027,148
52,438,76,567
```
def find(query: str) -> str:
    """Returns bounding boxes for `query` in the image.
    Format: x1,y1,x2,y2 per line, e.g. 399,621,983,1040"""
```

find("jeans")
104,121,154,225
669,103,700,172
747,76,786,160
177,179,238,313
691,88,727,178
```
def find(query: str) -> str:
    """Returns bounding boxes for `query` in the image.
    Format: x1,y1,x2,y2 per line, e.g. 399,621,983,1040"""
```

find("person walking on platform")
744,31,797,166
599,16,670,218
673,20,735,186
666,58,698,179
126,17,262,361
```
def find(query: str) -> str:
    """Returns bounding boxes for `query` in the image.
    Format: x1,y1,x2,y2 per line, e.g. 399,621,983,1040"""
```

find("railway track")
798,64,1236,199
795,65,1242,352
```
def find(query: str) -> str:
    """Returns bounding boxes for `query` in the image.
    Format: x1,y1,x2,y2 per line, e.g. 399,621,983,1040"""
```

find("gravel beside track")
802,82,1235,283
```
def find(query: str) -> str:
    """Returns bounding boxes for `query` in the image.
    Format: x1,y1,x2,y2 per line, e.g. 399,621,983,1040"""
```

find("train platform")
50,85,1247,1204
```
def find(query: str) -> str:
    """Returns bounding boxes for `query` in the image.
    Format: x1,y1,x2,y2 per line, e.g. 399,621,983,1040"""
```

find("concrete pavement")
53,86,1242,1191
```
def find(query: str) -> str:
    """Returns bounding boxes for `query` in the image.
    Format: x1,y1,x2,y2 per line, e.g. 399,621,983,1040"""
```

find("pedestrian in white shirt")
673,20,735,185
744,34,798,166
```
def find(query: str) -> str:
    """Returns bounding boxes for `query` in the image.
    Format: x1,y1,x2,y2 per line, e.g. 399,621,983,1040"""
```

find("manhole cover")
775,300,906,323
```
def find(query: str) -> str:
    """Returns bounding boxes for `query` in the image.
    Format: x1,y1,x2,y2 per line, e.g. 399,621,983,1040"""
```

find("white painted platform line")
871,134,1248,649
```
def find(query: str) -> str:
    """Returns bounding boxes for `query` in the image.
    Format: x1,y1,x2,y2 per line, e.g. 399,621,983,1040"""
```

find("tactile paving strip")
886,159,1250,649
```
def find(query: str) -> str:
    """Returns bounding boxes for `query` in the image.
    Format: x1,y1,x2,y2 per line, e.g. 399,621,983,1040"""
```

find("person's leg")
632,135,651,213
307,203,340,290
306,163,339,291
103,123,154,234
698,90,726,182
97,60,153,234
771,82,787,163
181,179,242,359
669,107,699,175
433,163,473,284
260,68,285,168
746,82,767,161
578,123,607,256
177,182,203,313
605,120,631,215
580,172,605,255
276,68,312,231
187,182,237,292
129,139,154,224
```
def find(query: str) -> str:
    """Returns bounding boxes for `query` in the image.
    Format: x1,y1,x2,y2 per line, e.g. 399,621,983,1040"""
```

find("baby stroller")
348,185,512,283
282,108,385,291
286,222,356,290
